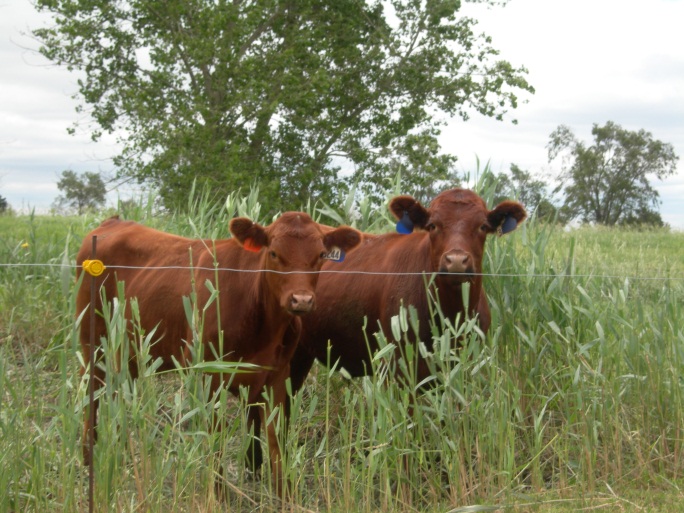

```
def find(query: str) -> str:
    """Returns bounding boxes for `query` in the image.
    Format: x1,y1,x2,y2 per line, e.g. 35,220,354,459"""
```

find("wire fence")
1,262,683,282
3,250,682,513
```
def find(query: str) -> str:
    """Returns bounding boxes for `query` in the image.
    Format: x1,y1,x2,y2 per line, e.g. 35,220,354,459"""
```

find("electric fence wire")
1,262,683,282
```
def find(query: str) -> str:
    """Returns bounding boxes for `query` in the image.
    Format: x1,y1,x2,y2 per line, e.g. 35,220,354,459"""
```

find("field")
1,189,684,512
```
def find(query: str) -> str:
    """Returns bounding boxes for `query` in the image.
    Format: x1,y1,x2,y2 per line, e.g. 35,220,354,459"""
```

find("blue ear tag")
500,214,518,234
323,247,345,262
396,211,414,234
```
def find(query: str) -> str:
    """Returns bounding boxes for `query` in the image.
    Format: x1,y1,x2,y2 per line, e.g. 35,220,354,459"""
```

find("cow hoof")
245,440,264,473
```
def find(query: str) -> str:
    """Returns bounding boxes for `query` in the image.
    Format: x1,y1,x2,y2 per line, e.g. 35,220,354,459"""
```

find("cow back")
76,217,210,369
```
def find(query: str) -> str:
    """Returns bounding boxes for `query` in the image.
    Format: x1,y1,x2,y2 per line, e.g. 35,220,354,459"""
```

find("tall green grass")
1,185,683,512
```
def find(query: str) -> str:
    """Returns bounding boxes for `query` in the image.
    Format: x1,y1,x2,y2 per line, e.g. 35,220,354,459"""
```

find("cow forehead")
428,189,488,225
267,213,325,249
268,212,316,234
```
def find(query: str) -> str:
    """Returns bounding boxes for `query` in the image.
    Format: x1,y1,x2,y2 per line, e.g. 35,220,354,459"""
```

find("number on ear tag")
396,211,414,234
323,247,345,262
500,215,518,235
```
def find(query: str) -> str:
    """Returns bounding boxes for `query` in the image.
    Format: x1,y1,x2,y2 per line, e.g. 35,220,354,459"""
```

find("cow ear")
323,226,362,253
388,195,430,233
485,201,527,236
229,217,269,252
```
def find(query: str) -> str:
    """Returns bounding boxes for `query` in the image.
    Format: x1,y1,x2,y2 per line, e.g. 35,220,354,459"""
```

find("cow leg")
246,344,315,473
209,373,238,499
261,363,294,498
79,297,107,467
288,343,316,395
81,361,105,466
245,404,264,472
260,405,284,496
82,335,143,466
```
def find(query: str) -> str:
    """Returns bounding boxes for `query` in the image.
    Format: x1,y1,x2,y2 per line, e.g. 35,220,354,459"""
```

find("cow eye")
480,223,489,233
427,223,437,232
320,251,327,259
269,250,277,259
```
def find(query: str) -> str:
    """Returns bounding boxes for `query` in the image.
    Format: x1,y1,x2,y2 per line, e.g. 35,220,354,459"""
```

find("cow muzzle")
440,250,475,281
288,292,315,314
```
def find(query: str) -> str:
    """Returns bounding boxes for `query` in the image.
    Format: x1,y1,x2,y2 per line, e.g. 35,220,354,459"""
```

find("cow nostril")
291,294,314,311
444,251,472,273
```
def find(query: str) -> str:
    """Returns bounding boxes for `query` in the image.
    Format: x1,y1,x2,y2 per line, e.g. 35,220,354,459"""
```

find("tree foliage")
547,122,678,226
0,194,8,214
492,164,546,209
54,170,107,214
485,164,558,222
34,0,533,212
357,128,461,205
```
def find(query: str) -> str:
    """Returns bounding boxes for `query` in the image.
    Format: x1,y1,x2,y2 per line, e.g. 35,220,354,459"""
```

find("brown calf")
247,188,526,470
76,213,361,495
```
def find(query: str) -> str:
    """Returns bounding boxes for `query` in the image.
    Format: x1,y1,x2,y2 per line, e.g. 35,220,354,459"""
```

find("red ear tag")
243,238,263,253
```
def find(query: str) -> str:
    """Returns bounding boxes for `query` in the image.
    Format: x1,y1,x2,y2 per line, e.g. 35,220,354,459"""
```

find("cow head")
390,189,527,285
230,212,361,315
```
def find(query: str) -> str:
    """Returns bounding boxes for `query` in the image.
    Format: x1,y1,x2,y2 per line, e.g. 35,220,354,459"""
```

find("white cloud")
0,0,120,211
1,0,682,226
445,0,684,227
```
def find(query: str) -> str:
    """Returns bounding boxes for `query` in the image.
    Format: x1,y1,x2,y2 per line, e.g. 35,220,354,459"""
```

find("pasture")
1,189,683,512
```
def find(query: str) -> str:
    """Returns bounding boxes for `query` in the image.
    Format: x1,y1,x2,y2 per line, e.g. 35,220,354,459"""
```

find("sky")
1,0,683,228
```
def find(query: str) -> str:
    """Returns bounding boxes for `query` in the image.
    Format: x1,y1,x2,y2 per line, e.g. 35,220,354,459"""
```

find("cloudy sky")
2,0,683,228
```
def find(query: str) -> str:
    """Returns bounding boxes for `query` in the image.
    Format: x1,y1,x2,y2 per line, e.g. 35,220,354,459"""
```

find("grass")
1,187,683,512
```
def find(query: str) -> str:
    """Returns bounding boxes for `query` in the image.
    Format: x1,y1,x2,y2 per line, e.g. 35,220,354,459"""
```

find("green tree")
54,170,107,214
34,0,533,212
547,122,678,226
488,164,558,222
0,194,8,214
357,128,460,205
508,164,548,211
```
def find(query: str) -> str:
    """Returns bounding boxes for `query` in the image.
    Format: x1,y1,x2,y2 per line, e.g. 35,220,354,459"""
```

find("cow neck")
434,273,483,320
251,255,293,332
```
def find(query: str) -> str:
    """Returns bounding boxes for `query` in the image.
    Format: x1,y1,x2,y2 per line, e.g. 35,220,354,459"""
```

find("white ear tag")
323,247,345,262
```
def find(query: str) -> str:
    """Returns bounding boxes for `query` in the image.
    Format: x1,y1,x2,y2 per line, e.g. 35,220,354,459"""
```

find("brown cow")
76,213,361,496
246,188,526,470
